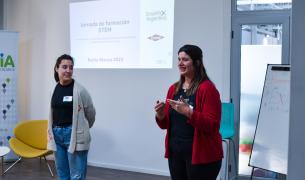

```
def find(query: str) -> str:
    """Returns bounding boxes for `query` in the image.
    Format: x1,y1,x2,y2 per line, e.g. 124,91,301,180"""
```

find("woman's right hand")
154,100,165,120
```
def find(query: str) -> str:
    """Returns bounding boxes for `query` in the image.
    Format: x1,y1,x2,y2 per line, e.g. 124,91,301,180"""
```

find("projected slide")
70,0,174,69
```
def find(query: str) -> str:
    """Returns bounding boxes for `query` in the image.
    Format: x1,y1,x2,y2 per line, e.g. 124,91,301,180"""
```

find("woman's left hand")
167,96,193,118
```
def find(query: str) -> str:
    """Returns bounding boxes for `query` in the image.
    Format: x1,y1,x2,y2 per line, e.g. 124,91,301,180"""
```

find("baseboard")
87,161,170,176
238,175,278,180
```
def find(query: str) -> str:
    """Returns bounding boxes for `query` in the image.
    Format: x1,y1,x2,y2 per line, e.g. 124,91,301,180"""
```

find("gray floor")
1,158,170,180
1,159,285,180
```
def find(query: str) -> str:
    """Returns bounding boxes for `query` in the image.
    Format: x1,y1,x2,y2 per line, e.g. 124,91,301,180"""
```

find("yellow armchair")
4,120,54,176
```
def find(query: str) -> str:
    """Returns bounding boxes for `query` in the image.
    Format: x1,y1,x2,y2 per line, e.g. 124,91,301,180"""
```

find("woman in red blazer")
154,44,223,180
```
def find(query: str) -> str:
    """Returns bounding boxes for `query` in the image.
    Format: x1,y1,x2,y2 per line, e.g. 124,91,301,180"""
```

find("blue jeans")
53,126,88,180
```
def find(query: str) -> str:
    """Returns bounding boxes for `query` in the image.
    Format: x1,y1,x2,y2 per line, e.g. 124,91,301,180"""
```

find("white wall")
4,0,231,175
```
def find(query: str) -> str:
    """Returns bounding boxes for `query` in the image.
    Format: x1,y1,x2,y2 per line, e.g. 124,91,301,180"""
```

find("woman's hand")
154,100,166,120
167,96,193,118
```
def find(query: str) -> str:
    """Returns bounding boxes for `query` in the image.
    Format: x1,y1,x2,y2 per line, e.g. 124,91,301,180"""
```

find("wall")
0,0,3,29
4,0,231,175
287,0,305,179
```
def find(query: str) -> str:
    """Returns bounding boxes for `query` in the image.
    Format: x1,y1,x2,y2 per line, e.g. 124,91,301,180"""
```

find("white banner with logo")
0,31,18,160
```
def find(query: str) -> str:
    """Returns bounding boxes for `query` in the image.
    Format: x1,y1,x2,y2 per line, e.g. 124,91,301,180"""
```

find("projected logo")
146,10,167,22
148,34,164,41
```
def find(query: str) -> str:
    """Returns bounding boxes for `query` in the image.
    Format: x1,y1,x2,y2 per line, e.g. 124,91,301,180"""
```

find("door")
231,13,290,176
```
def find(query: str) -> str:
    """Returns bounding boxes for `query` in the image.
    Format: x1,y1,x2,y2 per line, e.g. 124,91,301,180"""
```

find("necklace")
182,84,189,92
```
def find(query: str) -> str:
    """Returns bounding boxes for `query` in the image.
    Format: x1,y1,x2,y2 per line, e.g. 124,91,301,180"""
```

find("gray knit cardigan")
47,81,96,153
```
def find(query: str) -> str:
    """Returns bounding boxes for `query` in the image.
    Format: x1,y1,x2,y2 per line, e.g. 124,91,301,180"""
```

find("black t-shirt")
51,80,74,127
169,88,196,155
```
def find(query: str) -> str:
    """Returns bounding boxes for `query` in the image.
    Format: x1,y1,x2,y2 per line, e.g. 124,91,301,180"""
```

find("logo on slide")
148,34,164,41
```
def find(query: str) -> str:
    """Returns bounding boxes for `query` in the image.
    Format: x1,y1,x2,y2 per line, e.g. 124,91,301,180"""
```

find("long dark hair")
174,44,210,95
54,54,74,82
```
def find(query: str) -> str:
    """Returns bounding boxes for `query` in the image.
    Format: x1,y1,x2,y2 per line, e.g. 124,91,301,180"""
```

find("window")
237,0,291,11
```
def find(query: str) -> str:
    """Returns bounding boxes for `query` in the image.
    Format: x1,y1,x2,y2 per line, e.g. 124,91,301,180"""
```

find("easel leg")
250,167,254,180
1,156,3,176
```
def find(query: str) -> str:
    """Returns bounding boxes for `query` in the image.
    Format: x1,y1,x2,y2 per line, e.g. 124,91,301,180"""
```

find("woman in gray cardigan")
47,54,96,180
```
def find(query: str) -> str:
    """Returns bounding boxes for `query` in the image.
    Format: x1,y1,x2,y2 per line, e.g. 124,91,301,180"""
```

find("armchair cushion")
9,120,52,158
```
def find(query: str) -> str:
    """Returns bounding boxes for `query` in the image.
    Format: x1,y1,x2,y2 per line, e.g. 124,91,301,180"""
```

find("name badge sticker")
63,96,73,102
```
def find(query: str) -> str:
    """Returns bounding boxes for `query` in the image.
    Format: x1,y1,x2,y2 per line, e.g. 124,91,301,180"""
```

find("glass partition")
237,0,291,11
239,24,282,177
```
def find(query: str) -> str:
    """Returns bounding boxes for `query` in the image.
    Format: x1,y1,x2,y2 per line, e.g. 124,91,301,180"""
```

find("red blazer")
156,80,223,164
